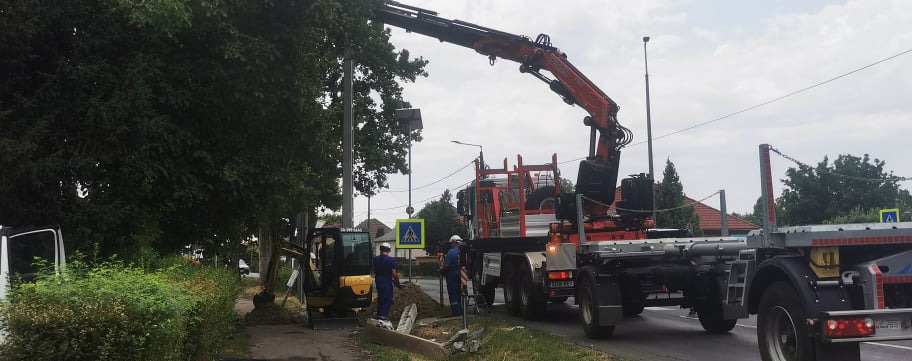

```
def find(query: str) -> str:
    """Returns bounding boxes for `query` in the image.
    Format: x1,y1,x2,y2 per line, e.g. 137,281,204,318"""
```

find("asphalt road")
412,278,911,361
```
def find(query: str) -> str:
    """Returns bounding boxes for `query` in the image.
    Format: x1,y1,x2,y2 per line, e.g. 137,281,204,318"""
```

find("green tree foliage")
416,190,467,255
0,0,427,258
654,159,702,236
559,177,575,193
777,153,912,225
733,196,782,228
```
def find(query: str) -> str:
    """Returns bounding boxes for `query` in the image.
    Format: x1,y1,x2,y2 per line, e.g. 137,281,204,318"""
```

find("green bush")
413,262,442,277
0,256,240,361
158,256,241,358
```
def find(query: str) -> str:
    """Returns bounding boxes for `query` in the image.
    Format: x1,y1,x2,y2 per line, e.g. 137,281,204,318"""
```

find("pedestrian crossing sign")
880,208,900,223
396,219,425,249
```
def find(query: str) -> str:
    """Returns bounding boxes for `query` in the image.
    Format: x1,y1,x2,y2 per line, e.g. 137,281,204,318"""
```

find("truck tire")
579,275,615,338
696,303,736,333
503,263,520,316
758,282,813,361
519,265,547,320
525,185,556,210
550,296,569,304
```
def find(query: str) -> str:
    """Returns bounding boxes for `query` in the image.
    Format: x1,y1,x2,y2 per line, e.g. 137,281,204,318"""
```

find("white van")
0,225,67,300
0,225,66,343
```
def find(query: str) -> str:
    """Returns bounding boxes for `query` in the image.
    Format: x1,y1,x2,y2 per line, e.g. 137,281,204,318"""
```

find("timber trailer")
375,2,912,360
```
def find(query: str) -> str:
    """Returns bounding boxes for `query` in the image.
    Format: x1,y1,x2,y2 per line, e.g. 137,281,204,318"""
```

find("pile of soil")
358,282,450,325
244,302,306,325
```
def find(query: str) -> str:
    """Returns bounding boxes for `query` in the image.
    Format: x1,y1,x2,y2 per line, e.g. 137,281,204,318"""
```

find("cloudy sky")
351,0,912,230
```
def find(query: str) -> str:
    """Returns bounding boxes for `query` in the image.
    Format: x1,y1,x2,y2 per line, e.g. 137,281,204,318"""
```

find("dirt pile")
244,302,306,325
358,282,450,325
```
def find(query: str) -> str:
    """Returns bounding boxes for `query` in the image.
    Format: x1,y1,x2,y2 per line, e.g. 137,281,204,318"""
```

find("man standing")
374,242,401,329
442,235,463,316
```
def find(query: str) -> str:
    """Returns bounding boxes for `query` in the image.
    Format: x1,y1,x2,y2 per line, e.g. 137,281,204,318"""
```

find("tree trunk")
258,220,274,287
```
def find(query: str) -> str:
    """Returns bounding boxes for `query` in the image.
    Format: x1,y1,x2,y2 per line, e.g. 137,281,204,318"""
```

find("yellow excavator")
253,227,374,319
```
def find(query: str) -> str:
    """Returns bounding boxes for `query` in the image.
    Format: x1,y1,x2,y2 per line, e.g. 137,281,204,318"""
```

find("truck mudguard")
749,255,853,316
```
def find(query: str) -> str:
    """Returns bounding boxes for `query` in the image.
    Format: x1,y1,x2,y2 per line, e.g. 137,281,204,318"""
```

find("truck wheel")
623,302,645,316
525,186,556,210
696,303,736,333
503,264,520,316
579,276,615,338
758,282,812,361
550,296,569,304
519,265,547,320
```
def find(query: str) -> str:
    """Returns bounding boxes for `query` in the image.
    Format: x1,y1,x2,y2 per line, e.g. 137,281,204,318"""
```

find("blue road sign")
880,208,900,223
396,219,425,249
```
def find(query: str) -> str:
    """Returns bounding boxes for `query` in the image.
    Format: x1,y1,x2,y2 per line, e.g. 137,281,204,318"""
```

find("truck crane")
375,3,912,361
375,1,650,227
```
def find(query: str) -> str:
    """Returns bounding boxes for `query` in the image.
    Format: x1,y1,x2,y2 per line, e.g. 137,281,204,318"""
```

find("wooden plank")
365,323,449,360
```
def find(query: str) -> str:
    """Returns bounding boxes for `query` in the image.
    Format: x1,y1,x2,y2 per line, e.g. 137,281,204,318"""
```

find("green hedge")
0,257,240,361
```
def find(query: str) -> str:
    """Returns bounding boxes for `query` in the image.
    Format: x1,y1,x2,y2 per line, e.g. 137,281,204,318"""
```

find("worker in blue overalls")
442,235,463,316
374,242,401,329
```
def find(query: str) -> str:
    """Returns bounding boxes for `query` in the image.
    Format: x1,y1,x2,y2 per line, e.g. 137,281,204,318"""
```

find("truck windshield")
341,232,371,276
8,229,57,282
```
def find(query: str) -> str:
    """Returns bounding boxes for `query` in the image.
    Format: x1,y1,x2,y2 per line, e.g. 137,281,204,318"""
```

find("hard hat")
449,235,462,243
380,242,392,249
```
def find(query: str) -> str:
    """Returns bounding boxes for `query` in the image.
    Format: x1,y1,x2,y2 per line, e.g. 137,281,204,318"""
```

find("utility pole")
643,36,657,222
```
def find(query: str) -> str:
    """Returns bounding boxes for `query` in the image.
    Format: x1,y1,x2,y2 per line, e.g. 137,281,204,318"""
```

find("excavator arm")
375,2,634,216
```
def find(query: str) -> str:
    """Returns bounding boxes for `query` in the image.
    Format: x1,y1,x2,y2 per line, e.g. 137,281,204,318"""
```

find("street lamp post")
396,108,422,282
450,140,484,169
643,36,657,222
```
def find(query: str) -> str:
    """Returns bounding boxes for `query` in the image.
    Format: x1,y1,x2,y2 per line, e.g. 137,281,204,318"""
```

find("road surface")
412,278,911,361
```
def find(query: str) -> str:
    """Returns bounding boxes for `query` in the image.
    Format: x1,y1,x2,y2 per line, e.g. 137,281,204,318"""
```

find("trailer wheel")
758,282,813,361
550,297,569,304
696,303,736,333
525,186,556,210
579,276,615,338
519,265,547,320
502,263,520,316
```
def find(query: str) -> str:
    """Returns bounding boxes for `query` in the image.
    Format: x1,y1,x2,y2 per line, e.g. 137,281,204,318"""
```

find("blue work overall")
444,247,463,316
373,254,397,320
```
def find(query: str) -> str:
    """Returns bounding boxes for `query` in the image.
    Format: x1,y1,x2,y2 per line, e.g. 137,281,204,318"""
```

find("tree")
559,177,575,194
0,0,428,262
777,153,912,225
654,159,702,236
416,190,467,255
732,197,776,227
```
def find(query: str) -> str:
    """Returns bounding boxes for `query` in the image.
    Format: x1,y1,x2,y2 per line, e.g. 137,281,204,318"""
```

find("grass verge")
356,316,627,361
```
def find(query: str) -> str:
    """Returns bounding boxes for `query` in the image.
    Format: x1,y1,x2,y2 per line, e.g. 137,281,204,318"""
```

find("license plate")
877,319,903,330
549,280,574,288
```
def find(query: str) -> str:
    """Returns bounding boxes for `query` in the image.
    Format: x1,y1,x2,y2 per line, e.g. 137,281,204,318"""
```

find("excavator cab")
254,228,373,318
301,228,373,315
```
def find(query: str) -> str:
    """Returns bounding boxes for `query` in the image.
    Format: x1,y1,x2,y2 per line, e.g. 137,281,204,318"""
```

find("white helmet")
449,235,462,243
380,242,392,250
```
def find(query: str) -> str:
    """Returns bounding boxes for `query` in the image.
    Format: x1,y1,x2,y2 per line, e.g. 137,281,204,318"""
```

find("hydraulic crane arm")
375,2,633,213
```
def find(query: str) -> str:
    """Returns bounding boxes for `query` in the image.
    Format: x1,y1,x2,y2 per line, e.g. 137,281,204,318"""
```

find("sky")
350,0,912,230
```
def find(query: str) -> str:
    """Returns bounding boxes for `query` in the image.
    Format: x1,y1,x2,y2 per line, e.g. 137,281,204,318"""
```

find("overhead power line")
557,47,912,166
379,160,474,193
632,47,912,146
